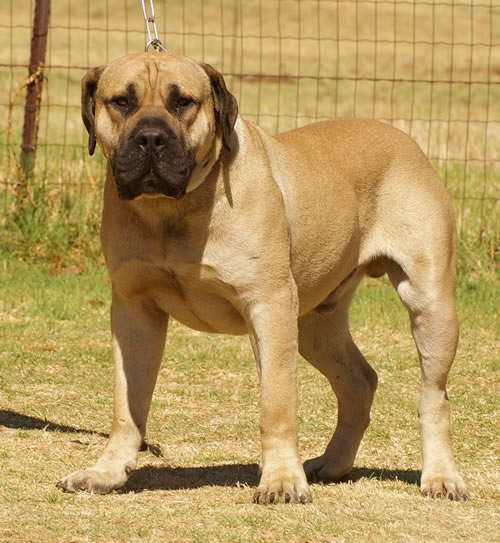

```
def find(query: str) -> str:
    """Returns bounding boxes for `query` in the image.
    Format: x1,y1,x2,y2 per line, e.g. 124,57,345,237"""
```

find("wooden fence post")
20,0,51,181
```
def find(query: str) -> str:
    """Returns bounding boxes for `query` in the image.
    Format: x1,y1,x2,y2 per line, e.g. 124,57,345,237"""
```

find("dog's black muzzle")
111,117,194,201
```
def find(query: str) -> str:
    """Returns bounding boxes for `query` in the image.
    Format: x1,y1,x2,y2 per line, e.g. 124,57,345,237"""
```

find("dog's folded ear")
81,65,106,156
200,63,238,152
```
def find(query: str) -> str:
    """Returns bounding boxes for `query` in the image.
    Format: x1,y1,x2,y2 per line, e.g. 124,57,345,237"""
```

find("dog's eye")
175,97,193,113
113,96,129,109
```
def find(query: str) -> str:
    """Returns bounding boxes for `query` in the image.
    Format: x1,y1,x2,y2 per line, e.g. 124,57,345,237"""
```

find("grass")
0,260,498,543
0,1,498,541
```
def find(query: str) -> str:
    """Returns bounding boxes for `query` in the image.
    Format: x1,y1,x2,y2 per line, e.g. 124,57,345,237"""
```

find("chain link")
141,0,168,53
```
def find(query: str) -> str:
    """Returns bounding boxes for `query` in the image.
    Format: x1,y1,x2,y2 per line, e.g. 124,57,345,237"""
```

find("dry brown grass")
0,266,498,542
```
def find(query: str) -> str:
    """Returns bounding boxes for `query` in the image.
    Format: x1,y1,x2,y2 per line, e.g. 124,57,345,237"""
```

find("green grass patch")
1,155,497,279
0,259,498,543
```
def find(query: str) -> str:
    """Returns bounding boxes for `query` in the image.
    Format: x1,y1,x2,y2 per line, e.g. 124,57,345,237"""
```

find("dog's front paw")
56,467,129,495
253,469,312,505
420,472,469,501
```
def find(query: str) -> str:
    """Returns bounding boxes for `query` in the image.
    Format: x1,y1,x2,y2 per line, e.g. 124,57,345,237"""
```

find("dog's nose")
134,128,167,152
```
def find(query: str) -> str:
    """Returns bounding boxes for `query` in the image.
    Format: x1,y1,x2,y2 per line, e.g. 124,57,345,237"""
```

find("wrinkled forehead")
97,53,209,98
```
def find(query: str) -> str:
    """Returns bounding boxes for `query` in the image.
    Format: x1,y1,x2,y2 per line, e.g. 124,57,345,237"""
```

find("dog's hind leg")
384,257,469,500
299,286,378,483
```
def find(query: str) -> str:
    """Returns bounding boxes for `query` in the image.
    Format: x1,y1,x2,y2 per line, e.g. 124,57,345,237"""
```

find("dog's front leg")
249,282,312,504
57,291,168,494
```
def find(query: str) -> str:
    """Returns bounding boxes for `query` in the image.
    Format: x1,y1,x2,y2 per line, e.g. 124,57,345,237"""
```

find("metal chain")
141,0,168,52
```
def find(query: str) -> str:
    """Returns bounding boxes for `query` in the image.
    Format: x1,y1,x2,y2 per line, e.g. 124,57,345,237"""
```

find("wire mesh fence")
1,0,498,245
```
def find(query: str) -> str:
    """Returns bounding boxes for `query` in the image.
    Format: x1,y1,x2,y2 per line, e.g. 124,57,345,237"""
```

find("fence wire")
0,0,498,244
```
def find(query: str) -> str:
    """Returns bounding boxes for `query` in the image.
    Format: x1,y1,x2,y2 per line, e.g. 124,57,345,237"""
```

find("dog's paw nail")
299,492,312,504
56,480,77,493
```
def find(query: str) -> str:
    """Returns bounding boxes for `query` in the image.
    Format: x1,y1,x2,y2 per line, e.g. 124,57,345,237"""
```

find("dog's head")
81,53,238,200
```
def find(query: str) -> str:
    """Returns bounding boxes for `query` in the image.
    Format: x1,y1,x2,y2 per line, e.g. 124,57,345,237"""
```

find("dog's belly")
111,258,248,335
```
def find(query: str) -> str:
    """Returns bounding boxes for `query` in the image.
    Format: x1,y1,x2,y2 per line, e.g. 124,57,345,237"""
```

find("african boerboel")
57,53,468,503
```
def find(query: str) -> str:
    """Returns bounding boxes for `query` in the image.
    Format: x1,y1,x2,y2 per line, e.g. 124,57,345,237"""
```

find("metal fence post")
20,0,51,181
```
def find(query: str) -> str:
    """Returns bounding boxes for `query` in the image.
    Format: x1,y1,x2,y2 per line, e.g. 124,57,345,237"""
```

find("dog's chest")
109,232,248,335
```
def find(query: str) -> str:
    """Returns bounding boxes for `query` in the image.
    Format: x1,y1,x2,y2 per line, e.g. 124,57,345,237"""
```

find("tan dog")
57,52,468,503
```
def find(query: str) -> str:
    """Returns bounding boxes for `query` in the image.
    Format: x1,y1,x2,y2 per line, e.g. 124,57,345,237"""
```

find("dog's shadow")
0,409,108,438
124,463,261,491
124,463,420,492
0,409,420,492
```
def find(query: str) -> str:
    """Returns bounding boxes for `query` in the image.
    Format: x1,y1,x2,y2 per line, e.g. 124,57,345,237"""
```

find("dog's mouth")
112,139,194,201
140,173,180,199
111,117,194,201
114,170,189,201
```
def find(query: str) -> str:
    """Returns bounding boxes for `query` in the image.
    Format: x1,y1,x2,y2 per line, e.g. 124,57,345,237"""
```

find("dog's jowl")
56,52,468,503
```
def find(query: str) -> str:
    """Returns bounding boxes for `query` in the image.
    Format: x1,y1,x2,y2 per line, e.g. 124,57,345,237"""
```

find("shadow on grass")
124,464,420,492
0,409,109,439
343,467,420,486
125,463,261,491
0,409,162,454
1,410,420,490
